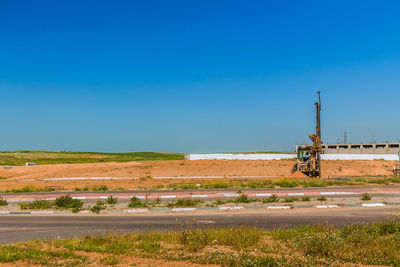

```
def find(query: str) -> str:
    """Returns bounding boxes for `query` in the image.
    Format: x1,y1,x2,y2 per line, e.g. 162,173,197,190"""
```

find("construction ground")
0,159,396,191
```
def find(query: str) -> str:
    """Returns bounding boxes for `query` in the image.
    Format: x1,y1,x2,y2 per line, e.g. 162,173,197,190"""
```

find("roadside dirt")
0,160,395,191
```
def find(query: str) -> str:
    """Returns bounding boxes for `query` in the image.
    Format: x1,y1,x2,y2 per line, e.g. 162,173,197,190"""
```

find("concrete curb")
0,202,397,215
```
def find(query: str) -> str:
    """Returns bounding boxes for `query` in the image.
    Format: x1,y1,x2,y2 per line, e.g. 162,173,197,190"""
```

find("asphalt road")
1,207,399,244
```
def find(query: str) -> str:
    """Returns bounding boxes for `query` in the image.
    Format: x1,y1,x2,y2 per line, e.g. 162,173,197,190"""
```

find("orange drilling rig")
292,91,323,178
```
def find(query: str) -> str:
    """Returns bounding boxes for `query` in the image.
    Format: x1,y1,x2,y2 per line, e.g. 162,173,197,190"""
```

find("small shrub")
106,196,118,205
55,195,83,210
90,201,105,214
19,200,53,210
317,196,327,201
0,198,8,206
301,196,311,201
262,195,279,203
361,193,372,201
128,197,146,208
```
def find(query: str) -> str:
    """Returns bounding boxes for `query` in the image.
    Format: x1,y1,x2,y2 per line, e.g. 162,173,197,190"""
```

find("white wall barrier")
187,154,296,160
186,153,399,161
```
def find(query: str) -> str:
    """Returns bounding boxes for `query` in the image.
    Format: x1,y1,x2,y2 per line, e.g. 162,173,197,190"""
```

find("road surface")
0,206,399,243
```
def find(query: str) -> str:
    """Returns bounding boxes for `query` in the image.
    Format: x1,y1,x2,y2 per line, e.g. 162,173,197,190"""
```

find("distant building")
320,142,400,154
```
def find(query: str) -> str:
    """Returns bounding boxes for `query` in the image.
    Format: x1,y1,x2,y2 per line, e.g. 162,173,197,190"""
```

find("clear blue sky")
1,0,400,153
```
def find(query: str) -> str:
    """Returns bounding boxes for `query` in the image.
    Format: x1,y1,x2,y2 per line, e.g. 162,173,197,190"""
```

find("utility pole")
314,91,322,179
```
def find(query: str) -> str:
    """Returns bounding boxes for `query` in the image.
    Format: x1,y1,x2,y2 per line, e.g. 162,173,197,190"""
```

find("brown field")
0,160,395,191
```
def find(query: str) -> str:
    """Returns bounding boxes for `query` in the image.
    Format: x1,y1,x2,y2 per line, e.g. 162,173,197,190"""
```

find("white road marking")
44,198,56,201
320,192,357,195
217,193,239,197
152,176,276,179
192,195,208,198
72,197,86,200
315,205,340,208
267,206,291,209
0,211,10,214
361,203,386,207
256,193,272,197
171,208,196,212
160,195,176,199
288,193,304,196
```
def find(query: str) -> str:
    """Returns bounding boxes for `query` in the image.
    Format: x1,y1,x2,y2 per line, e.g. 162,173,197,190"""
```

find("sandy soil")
0,160,395,191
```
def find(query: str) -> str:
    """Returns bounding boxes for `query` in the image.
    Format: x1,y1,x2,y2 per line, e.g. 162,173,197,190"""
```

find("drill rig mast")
292,91,323,178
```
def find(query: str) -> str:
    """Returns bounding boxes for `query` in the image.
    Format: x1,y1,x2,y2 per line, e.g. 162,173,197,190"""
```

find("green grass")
4,186,55,193
0,151,184,166
165,176,400,191
2,221,400,266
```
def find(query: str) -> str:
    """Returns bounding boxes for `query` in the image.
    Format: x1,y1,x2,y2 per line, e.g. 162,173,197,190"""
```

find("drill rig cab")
292,92,323,178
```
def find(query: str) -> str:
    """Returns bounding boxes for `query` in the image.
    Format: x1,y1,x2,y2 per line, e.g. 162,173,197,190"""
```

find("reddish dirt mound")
289,170,310,179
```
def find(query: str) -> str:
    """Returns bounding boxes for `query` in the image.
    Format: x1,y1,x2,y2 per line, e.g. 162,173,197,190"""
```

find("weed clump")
106,196,118,205
301,196,311,201
90,200,106,214
317,196,327,201
361,193,372,201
